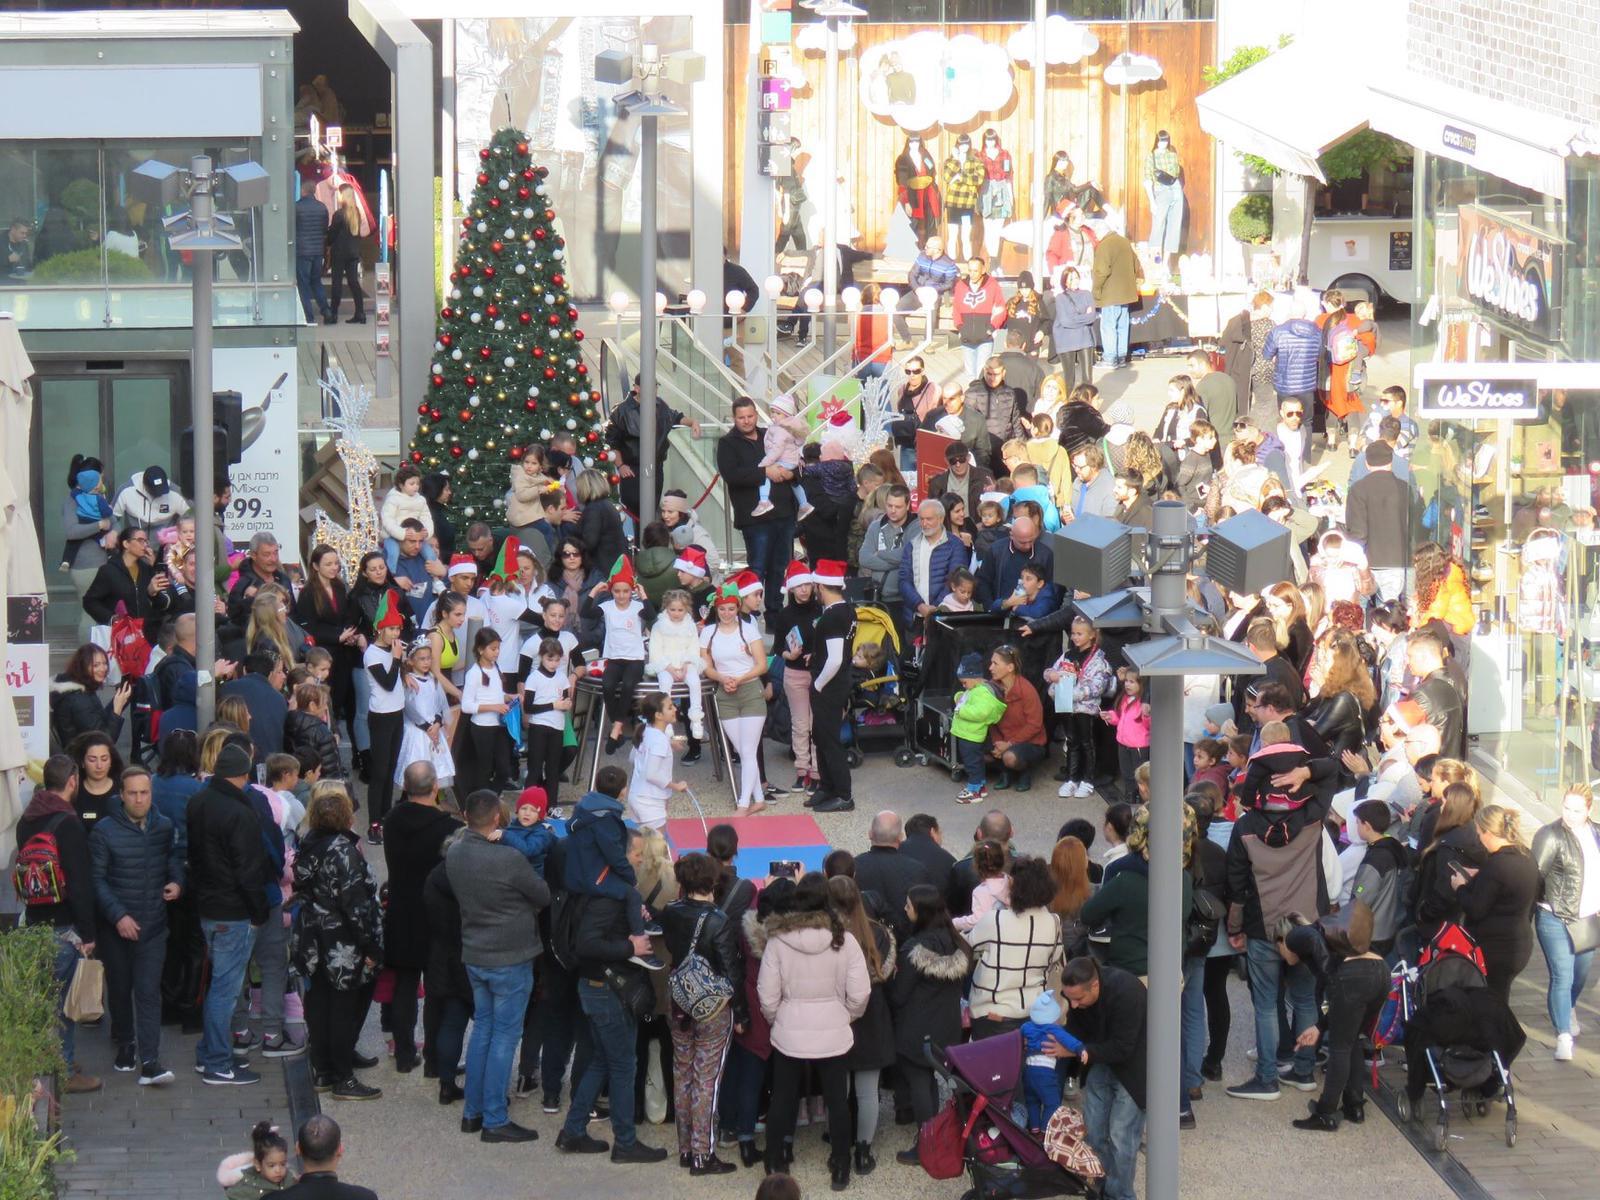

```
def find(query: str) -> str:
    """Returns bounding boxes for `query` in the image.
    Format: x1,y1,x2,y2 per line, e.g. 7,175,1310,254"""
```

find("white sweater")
381,487,434,542
460,664,507,728
647,612,701,673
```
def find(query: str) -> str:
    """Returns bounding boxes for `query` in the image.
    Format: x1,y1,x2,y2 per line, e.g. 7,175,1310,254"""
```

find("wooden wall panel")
724,21,1216,263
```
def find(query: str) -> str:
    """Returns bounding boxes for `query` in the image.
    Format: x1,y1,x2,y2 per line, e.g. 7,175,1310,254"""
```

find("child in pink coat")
1101,668,1151,804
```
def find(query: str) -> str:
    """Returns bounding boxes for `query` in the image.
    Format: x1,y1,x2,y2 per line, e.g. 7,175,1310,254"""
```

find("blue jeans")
351,663,372,753
464,960,535,1129
960,342,993,380
741,517,796,620
52,932,82,1070
383,537,440,571
857,360,888,383
295,256,329,321
1536,907,1595,1037
197,919,258,1074
564,978,639,1148
1082,1062,1144,1200
1245,936,1316,1084
720,1041,766,1141
1149,180,1184,259
1181,955,1207,1099
955,734,987,789
1099,305,1130,364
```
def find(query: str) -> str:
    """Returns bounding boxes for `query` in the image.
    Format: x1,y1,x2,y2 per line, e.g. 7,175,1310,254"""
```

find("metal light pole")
806,1,865,366
128,155,268,730
1062,503,1281,1200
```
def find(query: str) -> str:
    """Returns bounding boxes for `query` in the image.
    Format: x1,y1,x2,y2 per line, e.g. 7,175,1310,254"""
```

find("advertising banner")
216,347,299,563
6,595,48,763
1456,204,1563,343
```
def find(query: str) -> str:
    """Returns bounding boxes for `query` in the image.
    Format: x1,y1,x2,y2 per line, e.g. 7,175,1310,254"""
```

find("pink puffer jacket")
757,910,871,1059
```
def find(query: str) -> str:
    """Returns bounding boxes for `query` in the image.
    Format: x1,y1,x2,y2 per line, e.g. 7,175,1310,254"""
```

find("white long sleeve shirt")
460,664,507,728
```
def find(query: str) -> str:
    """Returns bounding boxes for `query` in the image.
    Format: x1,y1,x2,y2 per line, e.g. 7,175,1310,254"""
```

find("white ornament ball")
473,286,485,298
527,386,540,398
469,395,481,408
476,222,487,233
566,418,578,430
497,179,509,191
464,506,475,517
467,448,480,460
469,313,482,324
544,293,557,305
504,356,516,368
450,288,462,300
430,362,441,374
451,348,463,359
494,497,504,508
523,207,535,219
504,227,516,239
566,358,577,368
434,433,444,444
553,247,565,259
549,329,561,340
494,320,506,331
536,184,547,197
515,263,527,275
539,428,551,440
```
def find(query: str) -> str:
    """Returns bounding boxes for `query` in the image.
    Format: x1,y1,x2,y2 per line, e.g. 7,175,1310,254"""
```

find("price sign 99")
232,498,266,519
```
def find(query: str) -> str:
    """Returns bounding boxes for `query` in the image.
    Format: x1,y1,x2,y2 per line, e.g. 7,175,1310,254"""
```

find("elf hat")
713,582,742,608
374,589,405,630
487,535,521,587
1386,698,1427,733
607,554,636,588
735,569,764,597
812,559,848,587
783,560,814,592
673,545,709,578
447,553,478,579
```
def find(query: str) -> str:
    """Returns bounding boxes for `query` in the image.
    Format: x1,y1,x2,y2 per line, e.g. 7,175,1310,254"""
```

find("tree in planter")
1228,193,1273,244
407,126,604,523
0,925,70,1200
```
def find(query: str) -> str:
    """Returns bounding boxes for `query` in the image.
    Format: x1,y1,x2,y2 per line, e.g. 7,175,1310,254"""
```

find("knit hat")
735,569,764,597
812,559,847,588
673,545,709,578
956,652,987,681
771,393,798,419
783,560,814,592
447,553,478,579
713,582,741,608
486,535,521,587
213,742,253,780
374,589,405,630
607,555,636,588
1028,990,1062,1027
1203,703,1234,732
75,469,101,493
517,786,549,819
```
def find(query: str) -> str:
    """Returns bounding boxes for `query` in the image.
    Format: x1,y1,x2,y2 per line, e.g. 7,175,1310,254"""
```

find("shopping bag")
63,956,105,1023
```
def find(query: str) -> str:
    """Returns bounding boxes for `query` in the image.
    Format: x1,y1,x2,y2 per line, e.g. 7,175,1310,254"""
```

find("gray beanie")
1203,703,1235,733
213,742,254,779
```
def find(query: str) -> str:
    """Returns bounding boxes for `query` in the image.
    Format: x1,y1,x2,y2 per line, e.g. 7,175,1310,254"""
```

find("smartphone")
769,860,802,879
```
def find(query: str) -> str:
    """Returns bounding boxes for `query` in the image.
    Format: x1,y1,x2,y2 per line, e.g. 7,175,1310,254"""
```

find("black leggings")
1202,956,1235,1069
524,724,564,801
366,710,404,824
1064,712,1098,783
305,978,374,1081
767,1050,850,1171
1316,957,1390,1115
330,257,365,317
469,723,516,794
601,659,645,728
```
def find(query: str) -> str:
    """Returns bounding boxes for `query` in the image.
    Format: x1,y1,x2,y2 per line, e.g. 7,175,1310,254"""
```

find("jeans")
1315,957,1389,1116
101,924,168,1065
1245,936,1316,1084
960,342,993,380
1149,181,1184,259
741,517,796,620
1081,1062,1144,1200
1099,304,1130,364
720,1041,767,1141
857,360,888,383
351,664,372,754
564,978,640,1147
464,960,535,1129
1371,568,1408,605
955,734,987,789
52,932,82,1070
1180,955,1206,1098
295,256,329,321
1536,907,1595,1037
197,919,258,1074
233,904,288,1037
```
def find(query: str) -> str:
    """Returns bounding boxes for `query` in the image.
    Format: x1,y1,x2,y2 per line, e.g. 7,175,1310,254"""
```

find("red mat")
664,813,827,851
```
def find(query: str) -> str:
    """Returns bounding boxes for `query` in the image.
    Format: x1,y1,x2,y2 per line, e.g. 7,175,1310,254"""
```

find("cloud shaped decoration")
1103,52,1163,87
859,30,1015,132
1007,15,1100,67
795,21,857,54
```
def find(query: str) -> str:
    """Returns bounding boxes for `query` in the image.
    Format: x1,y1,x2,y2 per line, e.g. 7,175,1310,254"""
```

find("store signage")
1418,375,1539,420
1442,125,1478,155
217,347,301,563
7,595,47,762
1457,204,1562,342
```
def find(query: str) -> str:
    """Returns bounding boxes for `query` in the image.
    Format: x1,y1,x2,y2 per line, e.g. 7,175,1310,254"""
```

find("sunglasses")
561,550,582,558
904,367,923,375
1283,410,1304,419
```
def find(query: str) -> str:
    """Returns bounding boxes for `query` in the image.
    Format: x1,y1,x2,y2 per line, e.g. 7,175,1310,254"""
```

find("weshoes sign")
1457,204,1562,342
1418,375,1539,420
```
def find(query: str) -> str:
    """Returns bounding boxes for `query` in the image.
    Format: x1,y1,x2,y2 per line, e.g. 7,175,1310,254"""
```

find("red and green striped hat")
486,535,522,587
608,554,636,588
374,588,405,630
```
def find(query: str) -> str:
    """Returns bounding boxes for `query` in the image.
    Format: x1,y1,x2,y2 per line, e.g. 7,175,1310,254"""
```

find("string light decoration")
313,366,381,581
406,126,605,520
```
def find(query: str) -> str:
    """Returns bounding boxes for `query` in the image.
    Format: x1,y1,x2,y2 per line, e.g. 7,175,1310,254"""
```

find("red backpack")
13,813,70,907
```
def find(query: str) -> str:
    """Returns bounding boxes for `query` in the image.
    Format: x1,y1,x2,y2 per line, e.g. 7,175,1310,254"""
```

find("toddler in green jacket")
951,651,1007,804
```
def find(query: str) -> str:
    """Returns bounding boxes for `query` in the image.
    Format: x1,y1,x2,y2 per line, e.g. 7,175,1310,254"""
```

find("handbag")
63,955,105,1023
918,1093,987,1180
1185,887,1227,959
601,964,657,1021
668,910,734,1022
1566,913,1600,956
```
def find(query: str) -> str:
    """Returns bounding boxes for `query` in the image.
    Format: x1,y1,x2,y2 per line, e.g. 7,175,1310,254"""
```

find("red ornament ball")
573,329,585,342
608,474,619,486
465,374,478,386
439,333,452,347
440,307,454,319
533,228,546,241
516,141,529,155
509,445,524,461
450,445,464,459
478,148,490,161
416,402,430,415
576,364,588,377
551,273,564,287
536,166,550,179
519,312,532,325
569,393,582,405
488,197,500,209
532,347,545,359
476,172,489,185
543,367,557,380
567,306,579,320
490,241,503,254
584,431,598,443
411,450,424,464
518,187,530,200
485,304,499,317
459,408,472,421
431,374,444,388
479,346,493,360
430,408,443,421
483,267,496,278
548,314,561,327
458,265,472,277
525,399,537,411
589,390,601,402
522,168,534,181
544,208,555,221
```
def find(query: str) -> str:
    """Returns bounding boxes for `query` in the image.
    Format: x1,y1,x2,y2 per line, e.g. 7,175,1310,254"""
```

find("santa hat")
374,589,405,630
1386,698,1427,732
713,582,742,608
607,554,636,588
516,786,549,819
812,559,848,588
673,545,709,578
783,560,814,592
447,553,478,579
486,535,521,587
735,569,764,597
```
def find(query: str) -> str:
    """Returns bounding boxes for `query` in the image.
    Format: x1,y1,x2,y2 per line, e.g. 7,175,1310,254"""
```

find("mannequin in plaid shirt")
942,133,985,262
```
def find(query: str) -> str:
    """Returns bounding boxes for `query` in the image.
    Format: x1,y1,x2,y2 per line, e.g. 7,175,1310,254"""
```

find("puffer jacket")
888,926,969,1062
283,708,341,781
87,806,184,932
842,920,897,1072
963,377,1026,445
294,193,329,259
50,678,124,747
290,827,384,991
1262,318,1323,394
757,910,871,1059
1532,818,1600,922
660,897,747,1027
505,466,547,528
575,500,627,573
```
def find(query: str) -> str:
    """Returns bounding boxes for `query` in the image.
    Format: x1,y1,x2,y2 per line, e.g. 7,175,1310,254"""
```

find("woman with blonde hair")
213,697,252,738
198,724,235,776
1262,581,1313,677
247,584,300,667
1452,805,1540,1004
573,468,627,570
326,184,368,324
1121,431,1167,497
1032,372,1069,426
1300,580,1327,643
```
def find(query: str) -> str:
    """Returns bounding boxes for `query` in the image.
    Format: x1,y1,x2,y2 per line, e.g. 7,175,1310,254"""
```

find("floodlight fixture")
595,48,633,85
217,161,272,212
1206,508,1292,596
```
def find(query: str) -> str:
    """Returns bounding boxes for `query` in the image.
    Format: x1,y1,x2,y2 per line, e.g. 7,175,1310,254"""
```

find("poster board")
6,595,48,762
914,428,958,508
217,347,300,563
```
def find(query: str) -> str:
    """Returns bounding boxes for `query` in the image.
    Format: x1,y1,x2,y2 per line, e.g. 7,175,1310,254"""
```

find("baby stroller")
921,1032,1096,1200
905,612,1020,779
1392,923,1522,1151
841,602,906,768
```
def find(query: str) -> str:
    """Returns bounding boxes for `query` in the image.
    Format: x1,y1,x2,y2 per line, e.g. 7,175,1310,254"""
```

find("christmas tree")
409,126,603,521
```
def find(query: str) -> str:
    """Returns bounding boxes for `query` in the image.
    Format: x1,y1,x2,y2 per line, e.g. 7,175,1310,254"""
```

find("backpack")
1369,965,1409,1085
1327,324,1360,366
667,909,734,1023
1185,887,1227,959
13,813,70,907
548,888,583,973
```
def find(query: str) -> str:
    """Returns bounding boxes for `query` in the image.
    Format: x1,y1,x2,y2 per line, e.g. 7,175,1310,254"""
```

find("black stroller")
901,612,1022,780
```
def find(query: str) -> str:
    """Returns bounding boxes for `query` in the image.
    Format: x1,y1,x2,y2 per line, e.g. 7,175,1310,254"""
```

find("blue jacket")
1050,289,1098,353
563,791,636,899
294,193,328,260
897,527,971,622
1011,484,1063,532
908,253,959,294
151,773,203,851
88,807,184,931
217,671,287,760
502,820,559,879
975,535,1055,608
1262,319,1322,395
999,582,1062,620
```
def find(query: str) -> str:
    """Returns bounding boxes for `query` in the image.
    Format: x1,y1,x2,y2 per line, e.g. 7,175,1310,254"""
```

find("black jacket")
606,395,684,472
660,897,747,1027
82,554,157,629
575,500,627,572
326,213,365,264
1532,819,1600,922
15,792,96,941
218,672,288,760
852,846,931,942
574,893,642,988
888,927,969,1063
88,807,183,932
1457,846,1540,967
226,561,296,628
294,578,356,650
283,709,341,781
49,678,124,748
1414,824,1487,936
899,832,956,899
422,856,471,1000
185,776,271,925
293,195,330,260
718,426,796,528
347,577,417,643
1063,965,1148,1109
1056,402,1109,453
277,1170,378,1200
384,802,462,970
842,920,897,1072
1414,671,1465,759
1344,468,1413,571
1303,691,1368,784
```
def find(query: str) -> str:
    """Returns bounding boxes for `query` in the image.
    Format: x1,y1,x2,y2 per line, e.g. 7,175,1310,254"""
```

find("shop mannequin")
1144,129,1184,262
979,129,1015,263
1044,151,1076,219
942,133,985,262
896,135,942,247
775,136,808,255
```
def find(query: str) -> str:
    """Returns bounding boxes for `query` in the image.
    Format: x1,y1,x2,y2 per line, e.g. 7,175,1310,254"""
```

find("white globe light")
515,263,527,275
725,289,748,314
763,274,785,300
607,290,631,314
915,285,939,311
802,287,824,310
654,292,669,315
686,289,708,314
841,286,863,311
880,287,901,311
469,313,482,324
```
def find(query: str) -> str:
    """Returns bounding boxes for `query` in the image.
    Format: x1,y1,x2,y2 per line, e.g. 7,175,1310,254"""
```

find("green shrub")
0,925,70,1200
30,248,151,284
1229,194,1274,243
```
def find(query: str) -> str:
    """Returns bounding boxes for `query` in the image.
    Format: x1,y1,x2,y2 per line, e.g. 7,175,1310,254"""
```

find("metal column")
638,114,660,530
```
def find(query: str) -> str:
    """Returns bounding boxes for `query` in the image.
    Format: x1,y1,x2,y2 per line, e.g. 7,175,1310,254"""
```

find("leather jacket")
660,897,747,1026
1532,819,1600,922
1303,690,1368,781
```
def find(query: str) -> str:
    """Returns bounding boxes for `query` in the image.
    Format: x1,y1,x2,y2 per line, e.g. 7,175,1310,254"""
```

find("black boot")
1292,1110,1340,1132
1341,1100,1366,1125
852,1141,876,1176
895,1141,920,1167
738,1140,763,1168
829,1153,851,1192
438,1078,464,1105
992,768,1013,790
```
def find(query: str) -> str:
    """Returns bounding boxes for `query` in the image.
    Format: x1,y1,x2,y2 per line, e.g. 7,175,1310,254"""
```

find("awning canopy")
1196,43,1370,183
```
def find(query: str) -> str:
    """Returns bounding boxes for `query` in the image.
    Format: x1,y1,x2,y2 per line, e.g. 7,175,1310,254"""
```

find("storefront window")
1565,156,1600,362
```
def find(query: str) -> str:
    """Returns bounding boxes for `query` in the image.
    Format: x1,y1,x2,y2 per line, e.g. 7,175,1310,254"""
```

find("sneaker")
681,745,703,765
1178,1109,1196,1131
690,715,706,740
792,776,810,793
1057,780,1080,798
232,1030,261,1053
202,1066,262,1086
1555,1032,1575,1061
557,1131,609,1154
64,1069,103,1094
1224,1077,1280,1101
138,1062,175,1086
1074,781,1096,798
261,1032,305,1058
1572,1016,1582,1039
630,954,667,971
750,499,775,518
543,1096,562,1115
642,919,665,937
332,1077,383,1101
1282,1070,1318,1092
796,503,815,521
514,1074,537,1098
957,786,987,804
367,821,384,846
611,1140,669,1164
114,1045,137,1072
763,785,785,804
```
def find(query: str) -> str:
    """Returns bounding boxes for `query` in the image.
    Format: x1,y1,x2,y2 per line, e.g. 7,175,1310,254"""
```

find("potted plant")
1229,193,1273,245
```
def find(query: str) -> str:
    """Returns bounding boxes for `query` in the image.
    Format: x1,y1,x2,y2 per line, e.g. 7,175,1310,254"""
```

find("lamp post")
1056,503,1286,1200
596,44,704,532
127,154,268,731
803,0,866,366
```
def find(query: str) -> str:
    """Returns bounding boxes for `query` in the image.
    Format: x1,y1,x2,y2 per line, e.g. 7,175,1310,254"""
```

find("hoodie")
111,470,189,532
1226,800,1329,942
16,789,96,941
563,789,636,899
1348,835,1410,951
